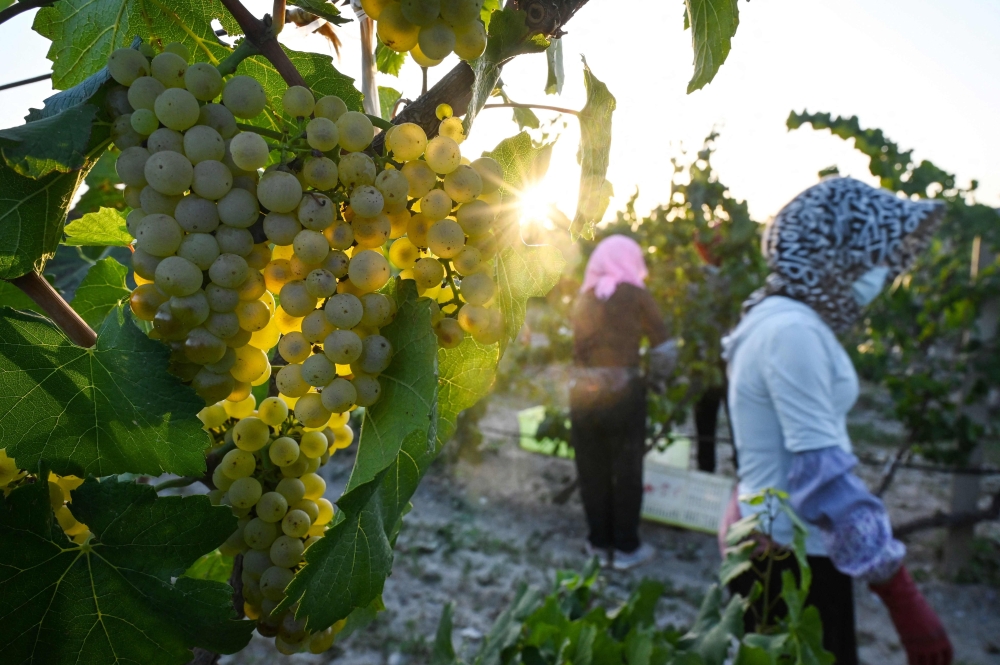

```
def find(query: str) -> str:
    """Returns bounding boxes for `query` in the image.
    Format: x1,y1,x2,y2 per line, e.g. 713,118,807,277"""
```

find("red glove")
869,566,953,665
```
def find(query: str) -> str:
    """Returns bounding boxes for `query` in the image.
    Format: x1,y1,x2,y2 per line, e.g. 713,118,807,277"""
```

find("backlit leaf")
0,105,100,178
69,257,130,328
63,207,131,246
684,0,740,93
571,58,616,240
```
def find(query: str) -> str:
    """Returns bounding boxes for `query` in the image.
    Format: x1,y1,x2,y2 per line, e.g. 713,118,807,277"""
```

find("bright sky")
1,0,997,223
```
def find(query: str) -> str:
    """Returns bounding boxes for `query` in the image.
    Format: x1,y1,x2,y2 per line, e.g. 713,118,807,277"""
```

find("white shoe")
612,542,656,570
584,541,612,568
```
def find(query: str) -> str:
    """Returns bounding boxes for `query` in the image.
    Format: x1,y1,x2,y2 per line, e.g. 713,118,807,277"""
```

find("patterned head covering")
743,177,944,333
580,234,649,301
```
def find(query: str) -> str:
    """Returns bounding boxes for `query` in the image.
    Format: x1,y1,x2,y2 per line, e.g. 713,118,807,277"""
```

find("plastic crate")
642,460,734,535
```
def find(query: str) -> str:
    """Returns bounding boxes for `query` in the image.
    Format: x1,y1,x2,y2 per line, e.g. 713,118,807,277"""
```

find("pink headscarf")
580,235,648,301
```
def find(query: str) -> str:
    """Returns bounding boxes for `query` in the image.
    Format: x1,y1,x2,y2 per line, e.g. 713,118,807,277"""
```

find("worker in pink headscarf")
571,235,670,570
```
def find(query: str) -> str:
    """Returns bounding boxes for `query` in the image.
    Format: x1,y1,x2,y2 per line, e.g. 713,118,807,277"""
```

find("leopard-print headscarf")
742,177,944,333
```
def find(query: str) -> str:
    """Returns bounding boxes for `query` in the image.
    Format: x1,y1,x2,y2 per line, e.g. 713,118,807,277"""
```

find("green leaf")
0,105,100,178
436,336,499,446
33,0,229,89
684,0,741,93
347,280,438,491
0,277,55,314
375,41,406,77
72,150,125,215
486,131,551,200
571,58,616,240
473,584,543,665
545,38,564,95
513,106,540,130
287,0,351,25
431,603,458,665
70,257,130,328
184,549,235,584
680,585,747,665
496,243,565,353
25,64,113,122
63,207,132,246
0,306,211,477
379,86,402,121
718,540,756,586
0,474,253,664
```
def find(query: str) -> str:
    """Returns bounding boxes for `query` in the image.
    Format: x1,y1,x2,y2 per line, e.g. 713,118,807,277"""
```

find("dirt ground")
222,374,1000,665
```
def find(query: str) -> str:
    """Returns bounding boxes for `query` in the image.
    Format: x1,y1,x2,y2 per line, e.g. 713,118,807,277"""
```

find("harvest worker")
721,178,952,665
571,234,669,570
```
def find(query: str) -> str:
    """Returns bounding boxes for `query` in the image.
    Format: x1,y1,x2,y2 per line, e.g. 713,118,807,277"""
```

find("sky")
1,0,997,224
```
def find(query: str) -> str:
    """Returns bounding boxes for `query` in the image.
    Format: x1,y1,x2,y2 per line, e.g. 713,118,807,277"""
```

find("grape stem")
215,38,260,77
482,102,580,116
153,476,202,492
365,114,394,131
271,0,286,35
442,260,463,309
218,0,308,88
5,272,97,348
235,123,284,141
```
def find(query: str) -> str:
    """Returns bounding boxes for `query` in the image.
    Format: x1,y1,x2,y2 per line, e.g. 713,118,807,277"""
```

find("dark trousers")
729,554,857,665
570,377,646,553
694,385,726,473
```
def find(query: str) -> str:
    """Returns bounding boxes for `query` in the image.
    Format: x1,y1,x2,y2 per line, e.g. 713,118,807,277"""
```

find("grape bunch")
363,0,488,66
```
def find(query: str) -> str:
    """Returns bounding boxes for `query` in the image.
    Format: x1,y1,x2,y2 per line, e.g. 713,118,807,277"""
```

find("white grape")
116,146,150,187
131,248,162,280
388,237,420,269
401,160,437,198
183,125,226,164
301,309,335,343
418,19,456,60
323,329,363,364
282,85,315,117
279,280,317,317
154,88,200,131
314,95,348,122
350,185,384,217
376,4,420,52
144,150,194,196
456,199,494,237
348,250,391,293
185,62,223,101
352,374,382,406
356,335,393,375
325,293,364,329
222,75,267,119
297,193,335,230
338,152,376,188
305,269,337,299
147,127,185,154
130,109,159,136
419,189,453,221
303,157,338,190
185,326,228,364
301,354,336,387
400,0,439,25
230,131,269,171
425,135,461,174
151,52,187,88
263,212,301,245
136,214,183,257
174,195,219,233
413,256,444,289
306,117,339,152
427,219,465,258
206,283,240,312
139,186,180,215
352,213,391,249
389,123,427,162
155,256,204,296
257,170,302,213
191,160,233,200
215,225,254,257
336,112,375,152
374,170,409,212
198,103,238,139
108,48,150,86
209,253,250,289
471,156,503,193
170,292,211,328
293,229,330,265
177,232,220,270
127,76,165,111
217,188,259,228
453,19,487,60
440,0,480,24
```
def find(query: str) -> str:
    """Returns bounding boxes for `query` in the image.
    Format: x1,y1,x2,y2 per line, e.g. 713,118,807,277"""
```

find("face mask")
851,266,890,306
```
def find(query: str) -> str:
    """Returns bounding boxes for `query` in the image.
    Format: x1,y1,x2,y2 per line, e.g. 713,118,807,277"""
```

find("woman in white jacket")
722,178,952,665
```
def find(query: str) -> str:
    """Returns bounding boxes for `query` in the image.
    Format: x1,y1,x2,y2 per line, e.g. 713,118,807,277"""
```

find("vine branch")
482,102,580,116
6,272,97,348
218,0,307,87
895,488,1000,538
0,0,55,26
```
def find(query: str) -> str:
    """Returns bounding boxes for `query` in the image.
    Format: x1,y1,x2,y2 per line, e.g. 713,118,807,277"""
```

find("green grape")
223,75,267,119
299,472,324,500
314,94,348,121
108,48,150,86
275,477,306,505
360,292,393,327
410,43,443,68
356,335,393,375
185,326,227,364
147,127,184,154
257,170,302,213
388,237,419,270
280,509,311,538
419,189,452,221
244,517,279,550
221,448,257,479
350,185,384,218
330,424,355,449
413,256,445,289
440,0,481,24
305,117,339,151
136,214,182,256
106,84,133,117
325,293,364,329
198,103,238,139
301,310,335,343
374,169,409,212
315,498,335,525
232,344,268,382
215,225,254,257
293,229,330,265
453,19,487,60
261,212,299,246
322,329,362,365
336,112,375,152
427,219,465,258
130,109,158,136
297,193,335,231
471,156,503,193
418,19,456,60
131,248,162,281
294,393,331,428
139,186,181,215
232,416,270,452
260,566,294,601
183,125,226,164
325,222,354,251
209,253,250,289
338,151,376,188
236,300,271,332
425,135,461,174
206,283,239,312
435,103,453,120
144,150,194,196
461,270,495,305
470,230,497,260
229,477,263,509
112,114,143,150
276,364,310,397
192,368,235,403
435,317,464,348
278,280,317,317
216,188,259,228
452,245,482,275
237,268,267,300
126,209,146,237
457,302,491,335
257,492,289,523
270,535,305,568
388,123,427,162
191,160,233,200
269,436,301,467
205,310,240,339
305,269,337,299
154,87,200,131
303,157,338,190
204,345,237,373
184,62,223,101
130,283,167,321
352,374,382,407
177,232,220,270
456,199,493,237
256,398,288,428
352,213,391,249
170,291,211,327
219,527,247,556
299,431,328,459
278,331,311,364
443,163,482,202
233,175,259,200
348,250,391,293
173,195,218,233
402,160,437,199
377,3,420,51
124,184,143,209
212,464,235,492
151,52,187,88
116,146,150,187
126,76,164,111
163,41,191,61
243,549,272,580
400,0,439,25
230,131,269,171
282,85,315,117
301,353,336,387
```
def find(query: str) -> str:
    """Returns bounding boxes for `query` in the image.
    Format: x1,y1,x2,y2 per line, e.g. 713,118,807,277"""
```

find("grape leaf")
379,86,402,121
25,64,114,123
70,257,130,328
0,306,211,477
512,106,540,130
486,131,550,200
287,0,352,25
184,549,235,584
346,279,437,491
570,58,616,240
375,41,406,77
0,472,253,664
0,105,100,178
63,207,132,246
436,337,499,446
33,0,230,89
72,150,125,215
684,0,740,93
545,37,564,95
496,243,565,354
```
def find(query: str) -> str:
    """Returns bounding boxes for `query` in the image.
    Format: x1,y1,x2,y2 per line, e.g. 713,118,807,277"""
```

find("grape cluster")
364,0,488,66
